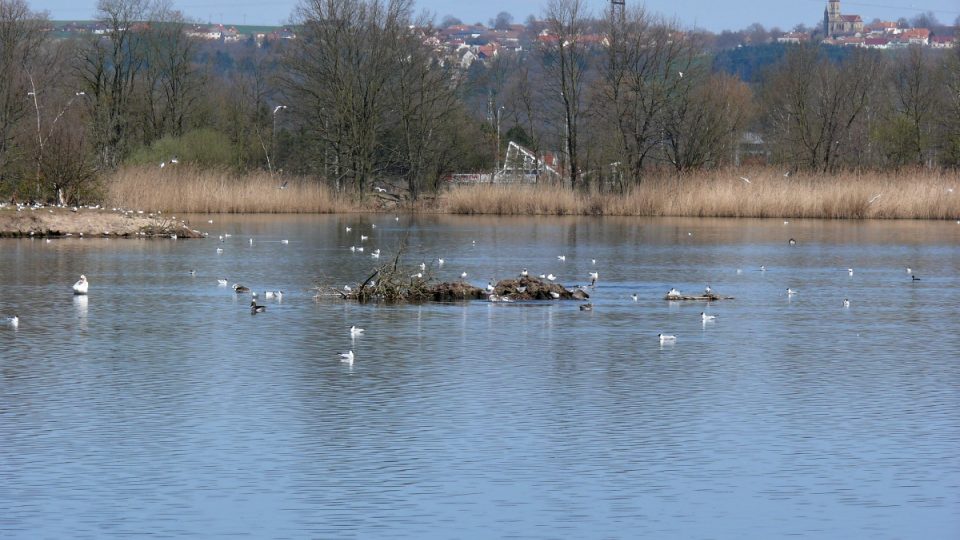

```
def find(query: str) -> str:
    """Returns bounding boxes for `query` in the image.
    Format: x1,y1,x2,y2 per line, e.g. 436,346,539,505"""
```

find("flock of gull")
0,218,936,363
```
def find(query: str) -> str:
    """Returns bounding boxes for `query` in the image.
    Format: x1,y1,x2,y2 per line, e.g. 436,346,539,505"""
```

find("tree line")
1,0,958,204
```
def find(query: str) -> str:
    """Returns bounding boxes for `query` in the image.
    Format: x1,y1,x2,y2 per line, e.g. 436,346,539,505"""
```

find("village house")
777,32,810,44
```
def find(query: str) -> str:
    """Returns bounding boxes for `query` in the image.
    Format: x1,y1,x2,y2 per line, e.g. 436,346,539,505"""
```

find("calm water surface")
1,215,959,538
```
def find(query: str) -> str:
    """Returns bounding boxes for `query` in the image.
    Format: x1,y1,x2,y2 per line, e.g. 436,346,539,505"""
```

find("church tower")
824,0,841,37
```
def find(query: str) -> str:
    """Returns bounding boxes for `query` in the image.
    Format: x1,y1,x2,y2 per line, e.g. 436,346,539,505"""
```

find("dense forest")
1,0,959,204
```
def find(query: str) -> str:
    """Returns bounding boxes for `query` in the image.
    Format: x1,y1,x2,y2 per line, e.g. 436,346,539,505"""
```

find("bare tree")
597,7,698,182
939,45,960,167
281,0,414,194
762,45,883,172
883,47,940,167
0,0,47,192
77,0,153,169
540,0,589,188
141,1,202,142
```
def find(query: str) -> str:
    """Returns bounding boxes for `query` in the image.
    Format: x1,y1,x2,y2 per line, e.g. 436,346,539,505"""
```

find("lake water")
1,215,959,539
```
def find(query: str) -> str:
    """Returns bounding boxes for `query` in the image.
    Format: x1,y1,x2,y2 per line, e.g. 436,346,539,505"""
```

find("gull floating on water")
631,293,638,302
216,247,223,254
701,312,716,322
344,285,352,292
438,258,445,266
557,255,566,261
360,235,368,242
72,275,88,295
591,259,596,265
350,326,364,338
659,334,677,343
786,288,797,296
788,238,796,246
371,250,380,259
340,350,354,365
281,239,289,244
2,315,17,328
848,268,854,276
588,272,599,286
217,279,228,286
460,272,468,279
843,298,850,308
265,291,283,299
345,227,351,232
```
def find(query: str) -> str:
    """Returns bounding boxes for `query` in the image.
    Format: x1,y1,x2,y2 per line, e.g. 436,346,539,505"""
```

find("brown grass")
440,168,960,220
105,165,960,219
105,166,357,213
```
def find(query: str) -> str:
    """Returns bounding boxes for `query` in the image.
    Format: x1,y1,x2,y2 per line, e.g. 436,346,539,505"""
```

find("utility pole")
611,0,625,20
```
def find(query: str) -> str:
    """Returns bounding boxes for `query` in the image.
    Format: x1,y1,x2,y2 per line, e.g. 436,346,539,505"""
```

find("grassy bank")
106,166,960,219
105,166,351,213
443,169,960,219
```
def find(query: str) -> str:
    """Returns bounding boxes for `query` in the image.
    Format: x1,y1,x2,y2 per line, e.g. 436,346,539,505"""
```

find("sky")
34,0,960,31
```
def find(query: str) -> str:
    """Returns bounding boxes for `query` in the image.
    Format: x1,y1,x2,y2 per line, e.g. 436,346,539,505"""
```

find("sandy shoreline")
0,205,205,238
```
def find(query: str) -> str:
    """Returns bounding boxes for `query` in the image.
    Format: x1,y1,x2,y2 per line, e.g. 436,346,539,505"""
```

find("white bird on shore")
659,334,677,343
350,326,364,338
339,350,354,365
666,288,681,298
2,315,17,328
550,291,560,299
411,272,423,279
72,275,88,295
343,285,352,292
704,285,712,294
217,279,228,286
843,298,851,308
701,312,716,322
520,268,529,277
546,274,557,281
588,271,598,286
538,273,546,279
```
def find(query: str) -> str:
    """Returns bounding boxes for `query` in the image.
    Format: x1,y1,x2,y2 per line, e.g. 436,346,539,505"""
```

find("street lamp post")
270,105,288,175
27,73,85,203
495,105,504,180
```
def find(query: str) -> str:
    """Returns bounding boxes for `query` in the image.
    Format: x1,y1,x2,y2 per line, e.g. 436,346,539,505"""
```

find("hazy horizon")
35,0,960,31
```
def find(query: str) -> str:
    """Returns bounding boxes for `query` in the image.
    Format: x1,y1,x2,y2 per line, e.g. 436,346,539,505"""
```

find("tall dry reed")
441,168,960,220
105,166,360,213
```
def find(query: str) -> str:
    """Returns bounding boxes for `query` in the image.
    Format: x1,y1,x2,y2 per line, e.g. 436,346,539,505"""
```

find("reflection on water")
1,215,959,539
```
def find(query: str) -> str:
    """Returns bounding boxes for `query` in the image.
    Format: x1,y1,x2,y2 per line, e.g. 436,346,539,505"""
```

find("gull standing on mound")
72,275,89,295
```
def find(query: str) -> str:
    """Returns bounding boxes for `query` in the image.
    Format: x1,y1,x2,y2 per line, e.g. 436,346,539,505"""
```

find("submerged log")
664,293,734,301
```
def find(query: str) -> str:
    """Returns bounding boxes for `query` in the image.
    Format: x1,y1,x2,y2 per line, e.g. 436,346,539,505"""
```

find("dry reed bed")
106,167,351,213
442,170,960,219
106,166,960,219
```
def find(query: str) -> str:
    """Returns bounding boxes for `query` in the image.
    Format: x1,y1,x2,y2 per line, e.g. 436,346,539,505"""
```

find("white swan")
72,275,88,295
